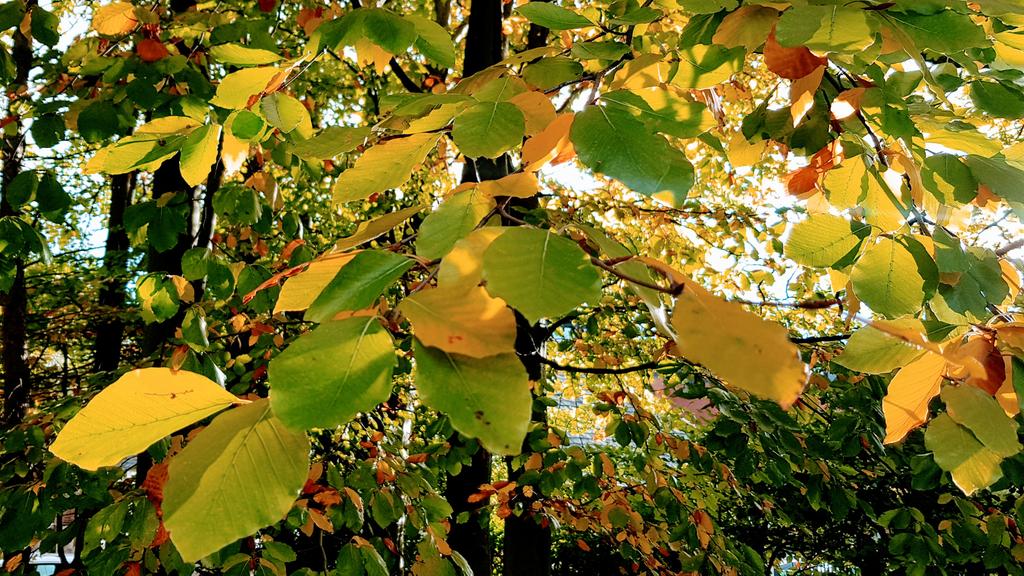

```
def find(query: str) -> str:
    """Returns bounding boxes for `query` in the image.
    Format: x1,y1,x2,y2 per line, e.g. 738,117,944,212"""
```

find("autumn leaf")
882,352,946,444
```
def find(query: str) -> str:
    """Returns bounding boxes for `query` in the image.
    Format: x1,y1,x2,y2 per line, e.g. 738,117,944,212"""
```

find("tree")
2,0,1024,574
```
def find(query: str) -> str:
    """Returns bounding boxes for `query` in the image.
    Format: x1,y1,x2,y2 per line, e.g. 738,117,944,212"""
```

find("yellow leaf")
179,124,222,187
399,285,516,358
670,276,807,408
437,227,507,290
522,113,575,170
790,66,824,127
50,368,239,470
882,352,946,444
334,204,425,252
725,132,765,168
92,2,137,36
996,357,1019,418
274,253,358,313
210,67,284,110
477,172,538,199
508,90,556,136
136,116,201,135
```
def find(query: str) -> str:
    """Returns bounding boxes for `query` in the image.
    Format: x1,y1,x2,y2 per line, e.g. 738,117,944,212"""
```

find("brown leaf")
786,166,819,196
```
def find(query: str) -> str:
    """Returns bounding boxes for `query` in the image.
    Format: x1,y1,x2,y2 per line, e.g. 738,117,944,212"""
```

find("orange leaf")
882,352,946,444
786,166,819,196
764,31,827,80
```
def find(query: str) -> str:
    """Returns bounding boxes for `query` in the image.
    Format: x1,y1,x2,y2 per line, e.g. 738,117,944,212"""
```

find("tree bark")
1,1,35,428
440,2,510,573
93,172,136,374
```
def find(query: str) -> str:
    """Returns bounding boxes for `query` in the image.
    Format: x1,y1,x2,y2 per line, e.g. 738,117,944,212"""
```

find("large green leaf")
784,213,869,268
942,386,1022,458
885,10,990,55
971,80,1024,119
850,237,926,318
776,5,874,54
924,413,1004,495
413,339,531,455
516,2,593,30
416,187,495,260
50,368,238,471
571,104,694,205
163,399,310,562
408,15,456,68
482,227,602,324
332,133,440,204
305,250,413,323
269,317,396,429
451,101,525,158
834,325,925,374
289,126,370,160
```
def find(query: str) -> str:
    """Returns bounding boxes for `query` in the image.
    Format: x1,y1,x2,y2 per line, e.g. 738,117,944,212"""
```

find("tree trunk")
441,1,510,573
502,12,553,575
93,172,137,374
1,1,35,428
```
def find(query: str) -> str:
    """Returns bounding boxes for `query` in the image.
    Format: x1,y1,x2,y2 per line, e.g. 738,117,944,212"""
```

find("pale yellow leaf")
50,368,239,470
437,227,507,291
399,285,517,358
882,352,946,444
790,66,824,127
477,172,538,199
670,277,807,408
92,2,137,36
274,253,358,313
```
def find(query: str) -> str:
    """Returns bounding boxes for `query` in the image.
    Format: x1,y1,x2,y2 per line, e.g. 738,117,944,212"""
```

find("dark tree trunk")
93,172,137,374
140,160,197,358
441,2,512,573
501,13,554,575
1,1,34,428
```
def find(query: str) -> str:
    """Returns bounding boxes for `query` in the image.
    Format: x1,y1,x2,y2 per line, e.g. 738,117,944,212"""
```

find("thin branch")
790,334,850,344
591,257,684,295
538,356,671,375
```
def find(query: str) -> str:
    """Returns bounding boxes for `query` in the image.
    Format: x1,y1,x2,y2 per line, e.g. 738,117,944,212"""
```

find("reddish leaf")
786,166,819,196
137,39,169,63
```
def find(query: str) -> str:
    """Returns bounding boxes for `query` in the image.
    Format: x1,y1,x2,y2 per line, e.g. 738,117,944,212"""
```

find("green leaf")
600,89,712,139
50,368,238,471
408,15,455,68
362,8,418,54
885,10,990,55
179,124,222,187
36,172,71,221
209,43,282,66
850,237,926,319
227,110,266,141
964,155,1024,214
137,273,181,322
451,101,525,158
413,339,531,455
834,325,925,374
784,214,869,268
922,154,977,204
925,413,1004,495
79,101,120,143
261,92,312,136
942,386,1022,458
332,133,440,204
571,103,694,205
522,57,583,90
672,44,743,90
269,317,396,429
163,399,310,562
416,187,495,260
482,227,602,324
290,126,370,160
516,2,593,30
571,41,631,61
7,171,37,207
970,80,1024,119
304,250,414,323
210,67,281,109
776,6,874,54
30,6,59,47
